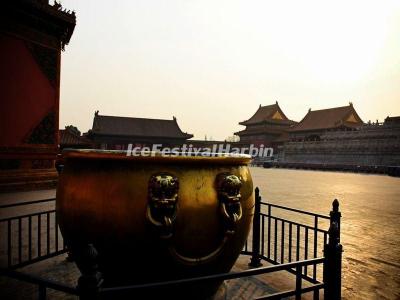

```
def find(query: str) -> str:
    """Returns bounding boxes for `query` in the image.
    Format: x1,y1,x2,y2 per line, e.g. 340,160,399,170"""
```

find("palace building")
86,111,193,150
234,102,296,148
59,126,93,150
288,103,364,141
278,104,400,167
0,0,75,191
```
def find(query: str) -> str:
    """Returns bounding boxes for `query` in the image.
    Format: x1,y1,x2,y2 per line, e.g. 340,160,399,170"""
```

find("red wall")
0,34,56,147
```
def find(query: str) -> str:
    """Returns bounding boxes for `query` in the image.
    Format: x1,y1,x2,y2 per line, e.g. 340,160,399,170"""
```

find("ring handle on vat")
216,173,243,232
146,173,179,239
146,172,243,265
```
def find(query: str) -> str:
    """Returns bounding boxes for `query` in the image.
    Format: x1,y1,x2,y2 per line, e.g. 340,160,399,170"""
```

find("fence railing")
0,198,67,269
248,187,342,299
0,267,79,299
248,188,331,285
0,257,324,300
98,258,325,300
0,188,343,299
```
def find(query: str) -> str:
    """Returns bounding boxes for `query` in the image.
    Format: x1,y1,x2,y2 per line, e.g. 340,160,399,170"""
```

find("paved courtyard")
0,189,319,299
1,253,317,299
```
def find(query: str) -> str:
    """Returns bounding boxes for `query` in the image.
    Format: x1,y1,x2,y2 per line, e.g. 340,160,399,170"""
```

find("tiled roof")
290,104,363,132
59,129,92,146
385,116,400,124
239,103,294,126
90,113,193,139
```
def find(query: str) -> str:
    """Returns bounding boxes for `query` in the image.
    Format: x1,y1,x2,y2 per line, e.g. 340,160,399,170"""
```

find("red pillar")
0,1,75,191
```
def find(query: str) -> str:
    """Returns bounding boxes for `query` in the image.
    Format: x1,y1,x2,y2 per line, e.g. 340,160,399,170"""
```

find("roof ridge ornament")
54,1,62,11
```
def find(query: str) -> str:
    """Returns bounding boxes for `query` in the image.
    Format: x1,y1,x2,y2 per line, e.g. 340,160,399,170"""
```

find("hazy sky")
59,0,400,140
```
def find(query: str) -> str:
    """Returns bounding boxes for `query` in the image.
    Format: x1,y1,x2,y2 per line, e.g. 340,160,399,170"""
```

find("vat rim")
60,148,252,165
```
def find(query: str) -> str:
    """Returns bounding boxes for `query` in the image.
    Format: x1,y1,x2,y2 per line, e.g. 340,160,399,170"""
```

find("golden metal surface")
147,173,179,239
56,150,254,291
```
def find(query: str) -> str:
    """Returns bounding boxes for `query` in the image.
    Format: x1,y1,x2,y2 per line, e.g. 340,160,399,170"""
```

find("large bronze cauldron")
56,150,254,299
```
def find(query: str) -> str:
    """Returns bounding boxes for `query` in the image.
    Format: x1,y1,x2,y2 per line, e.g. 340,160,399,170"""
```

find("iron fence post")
38,284,46,300
323,199,342,300
295,265,302,300
75,244,103,300
249,187,263,267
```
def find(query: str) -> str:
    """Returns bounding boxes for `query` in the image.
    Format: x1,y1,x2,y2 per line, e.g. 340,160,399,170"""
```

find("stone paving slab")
0,189,322,299
0,254,321,300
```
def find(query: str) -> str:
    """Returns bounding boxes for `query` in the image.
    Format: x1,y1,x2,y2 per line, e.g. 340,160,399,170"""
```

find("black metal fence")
0,198,67,269
246,187,342,299
0,188,343,299
1,257,325,300
248,188,332,284
98,258,326,300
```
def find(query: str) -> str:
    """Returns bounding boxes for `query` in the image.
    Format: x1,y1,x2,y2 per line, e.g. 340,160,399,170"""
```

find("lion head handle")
216,173,243,230
147,173,179,238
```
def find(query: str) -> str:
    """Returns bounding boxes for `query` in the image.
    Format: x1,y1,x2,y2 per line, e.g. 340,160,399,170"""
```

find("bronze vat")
56,150,254,298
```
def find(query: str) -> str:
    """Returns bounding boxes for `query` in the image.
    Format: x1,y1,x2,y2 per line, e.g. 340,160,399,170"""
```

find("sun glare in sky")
60,0,400,140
